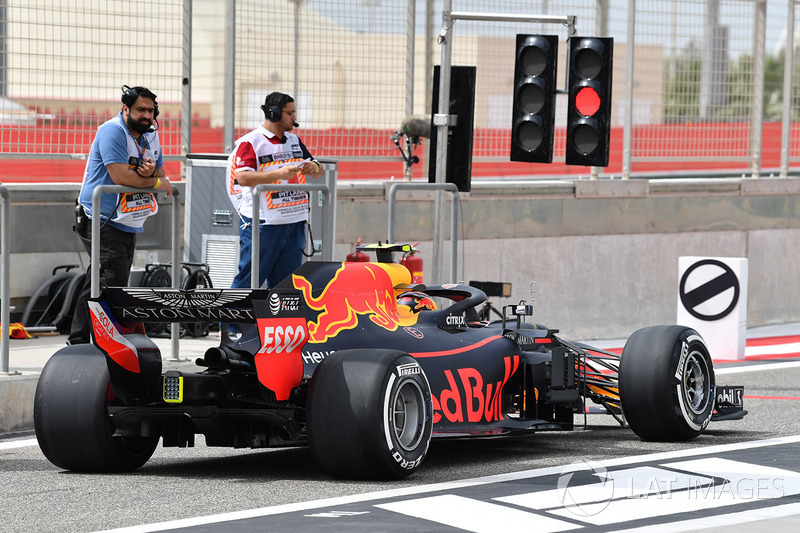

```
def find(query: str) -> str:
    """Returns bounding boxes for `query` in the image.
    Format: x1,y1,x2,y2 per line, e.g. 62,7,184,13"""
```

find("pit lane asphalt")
1,352,799,532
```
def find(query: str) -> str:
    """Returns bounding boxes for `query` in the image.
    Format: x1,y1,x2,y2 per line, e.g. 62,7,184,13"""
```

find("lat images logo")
557,459,614,517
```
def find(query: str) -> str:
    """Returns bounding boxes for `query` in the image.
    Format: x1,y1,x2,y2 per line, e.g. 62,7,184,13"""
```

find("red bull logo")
432,355,520,424
292,262,417,343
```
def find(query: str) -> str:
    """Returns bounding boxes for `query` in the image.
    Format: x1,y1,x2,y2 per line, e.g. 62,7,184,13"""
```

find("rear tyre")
619,325,715,441
34,346,159,472
307,349,433,479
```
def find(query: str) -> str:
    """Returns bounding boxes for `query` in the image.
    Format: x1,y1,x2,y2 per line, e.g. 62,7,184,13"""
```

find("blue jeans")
230,217,305,290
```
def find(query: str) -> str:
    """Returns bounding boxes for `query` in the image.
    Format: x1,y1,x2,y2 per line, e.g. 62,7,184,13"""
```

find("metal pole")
170,191,181,361
181,0,192,158
405,0,415,119
622,0,636,179
751,0,767,178
293,0,300,100
224,0,236,153
432,1,454,285
251,190,260,289
781,0,796,178
0,184,12,374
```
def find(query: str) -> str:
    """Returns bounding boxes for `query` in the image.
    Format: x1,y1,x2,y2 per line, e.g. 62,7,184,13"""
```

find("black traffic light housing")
565,36,613,167
510,34,558,163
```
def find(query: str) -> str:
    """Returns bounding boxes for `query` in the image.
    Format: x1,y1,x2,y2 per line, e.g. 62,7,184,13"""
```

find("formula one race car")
34,243,747,479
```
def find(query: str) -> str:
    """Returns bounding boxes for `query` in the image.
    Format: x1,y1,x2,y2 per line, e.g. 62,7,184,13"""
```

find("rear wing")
100,287,270,324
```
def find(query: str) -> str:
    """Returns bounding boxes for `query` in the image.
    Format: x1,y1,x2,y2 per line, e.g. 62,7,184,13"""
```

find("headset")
264,104,282,122
121,85,160,122
261,92,293,123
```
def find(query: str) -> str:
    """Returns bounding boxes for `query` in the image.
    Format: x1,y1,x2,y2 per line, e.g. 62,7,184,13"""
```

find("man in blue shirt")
68,85,172,344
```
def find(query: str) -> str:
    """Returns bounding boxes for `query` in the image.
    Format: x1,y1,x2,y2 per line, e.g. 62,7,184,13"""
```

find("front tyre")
619,325,715,441
34,346,159,472
307,349,433,480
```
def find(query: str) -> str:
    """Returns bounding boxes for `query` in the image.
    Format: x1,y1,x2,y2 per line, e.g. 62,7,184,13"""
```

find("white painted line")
0,437,38,450
716,361,800,375
376,494,580,533
610,501,800,533
95,434,800,533
746,341,800,356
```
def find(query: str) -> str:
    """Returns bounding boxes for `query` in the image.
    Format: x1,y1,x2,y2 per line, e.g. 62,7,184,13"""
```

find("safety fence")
0,0,799,182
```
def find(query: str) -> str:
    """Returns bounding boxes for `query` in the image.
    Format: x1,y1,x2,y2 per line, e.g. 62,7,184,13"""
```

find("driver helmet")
397,291,437,315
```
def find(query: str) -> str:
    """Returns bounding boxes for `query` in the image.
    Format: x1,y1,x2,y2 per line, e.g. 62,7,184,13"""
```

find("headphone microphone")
293,122,299,128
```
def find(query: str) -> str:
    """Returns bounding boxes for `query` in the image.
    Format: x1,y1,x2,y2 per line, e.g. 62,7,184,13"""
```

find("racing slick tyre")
307,349,433,480
619,325,715,442
33,346,159,472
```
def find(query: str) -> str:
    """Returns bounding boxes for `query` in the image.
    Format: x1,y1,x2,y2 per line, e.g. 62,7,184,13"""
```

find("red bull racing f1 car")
34,244,747,479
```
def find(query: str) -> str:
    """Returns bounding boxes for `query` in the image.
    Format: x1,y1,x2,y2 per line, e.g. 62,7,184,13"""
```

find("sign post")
677,256,748,361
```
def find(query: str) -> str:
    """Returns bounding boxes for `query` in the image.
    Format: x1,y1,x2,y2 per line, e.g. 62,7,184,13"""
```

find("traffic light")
565,37,613,167
510,34,558,163
429,65,476,192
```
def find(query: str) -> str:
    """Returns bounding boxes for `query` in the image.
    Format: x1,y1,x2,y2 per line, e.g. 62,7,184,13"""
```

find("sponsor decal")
431,355,520,424
391,452,424,470
403,327,424,339
121,288,255,308
301,350,335,364
716,385,744,408
441,283,458,289
269,293,281,315
445,314,466,327
397,362,421,376
88,300,141,373
120,306,255,322
675,340,689,380
254,317,308,401
292,262,419,343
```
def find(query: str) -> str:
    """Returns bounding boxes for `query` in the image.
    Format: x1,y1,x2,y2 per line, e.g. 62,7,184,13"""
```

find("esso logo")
260,325,306,354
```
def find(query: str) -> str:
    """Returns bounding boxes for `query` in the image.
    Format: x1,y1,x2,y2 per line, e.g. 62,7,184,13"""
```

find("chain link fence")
0,0,799,182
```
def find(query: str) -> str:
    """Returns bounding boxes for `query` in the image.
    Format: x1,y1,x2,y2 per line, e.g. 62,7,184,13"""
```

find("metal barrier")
0,184,13,374
91,185,182,361
249,171,338,289
387,182,459,284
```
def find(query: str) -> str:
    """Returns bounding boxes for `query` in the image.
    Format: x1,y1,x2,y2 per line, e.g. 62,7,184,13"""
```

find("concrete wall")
3,178,799,341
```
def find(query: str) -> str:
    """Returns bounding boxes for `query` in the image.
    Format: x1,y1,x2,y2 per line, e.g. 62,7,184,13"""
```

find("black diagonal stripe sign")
679,259,740,321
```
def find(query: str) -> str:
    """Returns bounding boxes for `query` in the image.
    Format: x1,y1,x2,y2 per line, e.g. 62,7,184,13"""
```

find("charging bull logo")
292,262,418,343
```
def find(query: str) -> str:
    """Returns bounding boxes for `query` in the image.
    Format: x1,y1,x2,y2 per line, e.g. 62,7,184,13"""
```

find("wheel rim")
390,380,426,451
683,349,711,415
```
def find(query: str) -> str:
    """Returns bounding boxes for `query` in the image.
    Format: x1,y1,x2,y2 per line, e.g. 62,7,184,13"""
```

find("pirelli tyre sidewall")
620,325,715,442
307,349,433,480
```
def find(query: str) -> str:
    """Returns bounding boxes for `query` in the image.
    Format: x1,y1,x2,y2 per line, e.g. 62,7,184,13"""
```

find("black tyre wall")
619,325,715,442
34,346,158,472
307,349,433,480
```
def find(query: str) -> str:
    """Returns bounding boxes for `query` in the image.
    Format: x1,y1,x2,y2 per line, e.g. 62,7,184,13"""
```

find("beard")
126,114,152,134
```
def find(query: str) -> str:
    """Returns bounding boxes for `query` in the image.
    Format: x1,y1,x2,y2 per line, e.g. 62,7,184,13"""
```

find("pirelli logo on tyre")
397,362,421,376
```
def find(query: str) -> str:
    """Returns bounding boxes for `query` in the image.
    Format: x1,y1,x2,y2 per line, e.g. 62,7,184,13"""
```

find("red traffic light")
566,36,613,167
575,86,601,116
